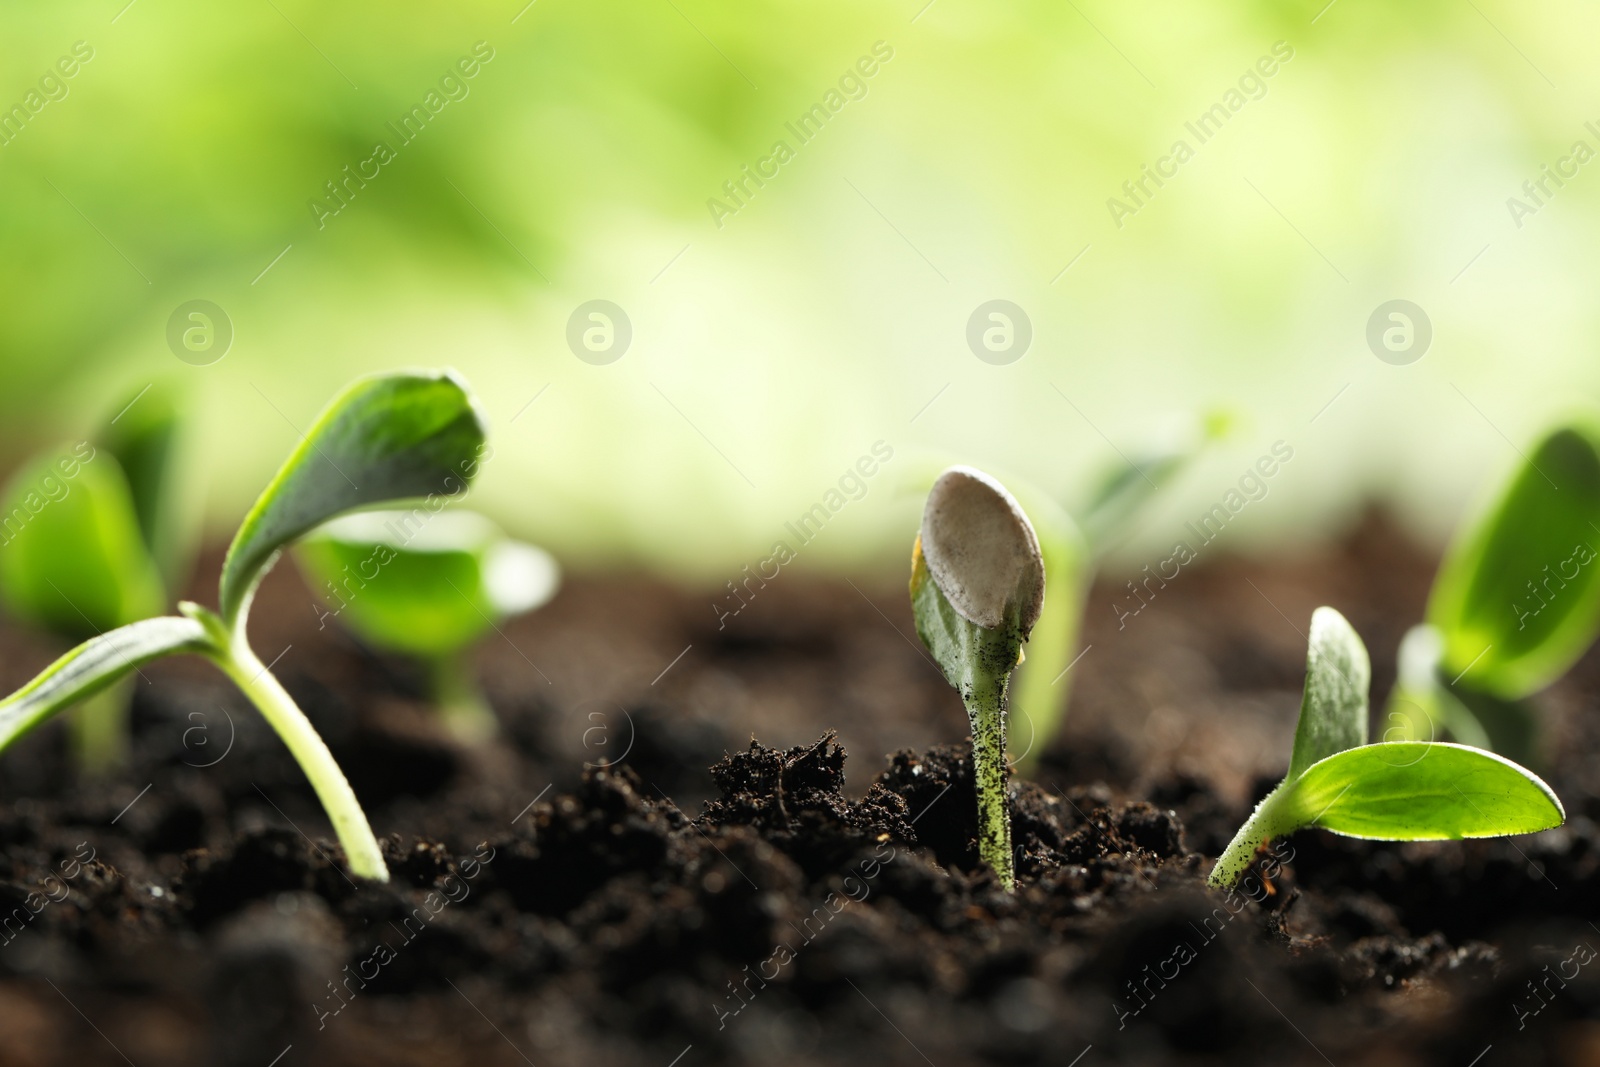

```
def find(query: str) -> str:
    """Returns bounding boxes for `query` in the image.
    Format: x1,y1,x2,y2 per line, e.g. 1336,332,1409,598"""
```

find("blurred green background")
2,0,1595,579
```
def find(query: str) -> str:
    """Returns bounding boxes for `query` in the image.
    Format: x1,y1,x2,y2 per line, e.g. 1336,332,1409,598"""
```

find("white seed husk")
920,465,1044,632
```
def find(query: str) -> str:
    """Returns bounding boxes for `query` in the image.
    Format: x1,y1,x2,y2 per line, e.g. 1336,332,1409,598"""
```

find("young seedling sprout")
0,370,490,882
296,509,558,742
1386,419,1600,759
903,410,1228,779
1209,606,1565,888
911,466,1045,890
0,384,187,773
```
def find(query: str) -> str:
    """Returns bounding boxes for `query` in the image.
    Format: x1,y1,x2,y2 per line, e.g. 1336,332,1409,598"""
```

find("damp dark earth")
2,513,1598,1067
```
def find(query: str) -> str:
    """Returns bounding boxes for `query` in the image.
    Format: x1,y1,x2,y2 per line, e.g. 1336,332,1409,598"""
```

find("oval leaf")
219,370,488,628
0,617,215,752
296,509,557,657
1289,742,1564,841
1077,408,1232,548
1428,422,1600,698
1286,606,1371,780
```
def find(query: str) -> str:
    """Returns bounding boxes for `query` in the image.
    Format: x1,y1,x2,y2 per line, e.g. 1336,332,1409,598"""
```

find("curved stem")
1209,781,1302,888
430,651,498,744
214,636,390,882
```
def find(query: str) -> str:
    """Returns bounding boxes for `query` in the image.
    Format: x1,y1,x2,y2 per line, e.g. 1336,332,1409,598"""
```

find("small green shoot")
297,509,558,742
1387,419,1600,756
0,442,164,771
911,466,1045,890
102,382,194,590
0,385,194,773
1210,607,1565,888
0,369,489,882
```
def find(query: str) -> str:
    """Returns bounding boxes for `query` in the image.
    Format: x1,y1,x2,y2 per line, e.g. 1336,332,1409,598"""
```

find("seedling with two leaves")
0,370,491,882
0,385,192,772
1387,420,1600,761
1209,606,1564,888
296,509,558,743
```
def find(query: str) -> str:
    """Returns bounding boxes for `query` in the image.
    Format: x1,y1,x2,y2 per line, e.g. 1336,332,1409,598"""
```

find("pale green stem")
430,650,498,744
966,682,1014,890
71,678,133,776
213,636,390,882
1209,782,1302,888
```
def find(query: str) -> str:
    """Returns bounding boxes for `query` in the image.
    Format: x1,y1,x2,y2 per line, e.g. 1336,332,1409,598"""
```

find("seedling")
1210,606,1565,888
0,370,490,882
905,412,1227,776
296,509,558,742
911,466,1045,890
0,384,188,773
1387,419,1600,759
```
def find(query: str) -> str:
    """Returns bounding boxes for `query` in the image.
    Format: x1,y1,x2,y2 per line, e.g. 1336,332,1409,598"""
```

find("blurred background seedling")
297,508,559,743
1386,418,1600,763
0,383,193,773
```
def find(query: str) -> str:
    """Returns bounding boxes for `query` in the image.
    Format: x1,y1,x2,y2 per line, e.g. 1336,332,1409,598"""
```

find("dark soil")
2,512,1599,1067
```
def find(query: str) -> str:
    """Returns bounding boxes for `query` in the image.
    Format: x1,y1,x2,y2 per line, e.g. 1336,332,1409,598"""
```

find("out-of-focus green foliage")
102,382,191,588
297,508,558,657
1380,420,1600,762
4,1,1598,572
0,445,162,638
1428,421,1600,699
297,507,559,742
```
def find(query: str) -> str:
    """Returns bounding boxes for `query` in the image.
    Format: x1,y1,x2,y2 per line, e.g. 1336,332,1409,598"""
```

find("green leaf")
1289,742,1564,841
1428,421,1600,698
1077,408,1233,548
1286,606,1371,780
1384,625,1493,749
102,382,191,588
1006,494,1088,775
295,509,558,657
219,370,489,629
0,446,165,639
0,617,215,752
911,543,1024,702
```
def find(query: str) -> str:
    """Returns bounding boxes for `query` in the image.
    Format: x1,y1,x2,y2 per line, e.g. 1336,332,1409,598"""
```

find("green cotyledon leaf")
218,370,489,630
1428,421,1600,699
1286,606,1371,780
0,617,215,753
1287,742,1563,841
295,509,559,657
